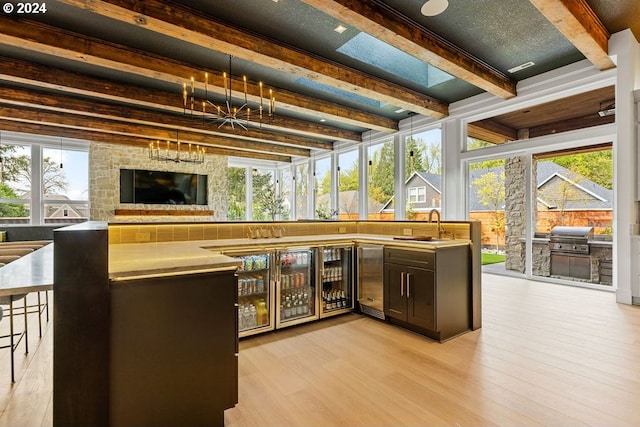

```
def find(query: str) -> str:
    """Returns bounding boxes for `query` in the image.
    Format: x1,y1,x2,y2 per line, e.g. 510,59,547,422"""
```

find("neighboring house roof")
380,161,612,212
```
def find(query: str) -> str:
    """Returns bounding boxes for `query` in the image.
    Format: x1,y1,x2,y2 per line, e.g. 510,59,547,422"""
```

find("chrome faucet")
428,209,441,239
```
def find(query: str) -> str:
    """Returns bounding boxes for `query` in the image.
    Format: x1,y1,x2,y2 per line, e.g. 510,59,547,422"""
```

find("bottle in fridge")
226,251,275,337
320,246,354,317
276,248,318,327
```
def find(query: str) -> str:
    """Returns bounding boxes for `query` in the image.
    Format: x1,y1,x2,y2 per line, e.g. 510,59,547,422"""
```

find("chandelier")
182,55,275,130
148,130,206,164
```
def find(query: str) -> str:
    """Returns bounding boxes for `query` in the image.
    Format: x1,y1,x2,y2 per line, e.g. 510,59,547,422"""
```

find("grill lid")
549,226,594,240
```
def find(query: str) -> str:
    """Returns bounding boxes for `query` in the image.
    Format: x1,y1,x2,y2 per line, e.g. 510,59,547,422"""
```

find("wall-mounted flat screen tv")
120,169,208,205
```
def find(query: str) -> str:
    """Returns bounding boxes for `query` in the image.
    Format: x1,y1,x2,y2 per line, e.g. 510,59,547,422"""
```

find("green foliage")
227,167,246,220
548,150,612,189
1,146,67,196
253,181,287,220
473,169,506,250
0,183,28,217
338,160,358,191
368,141,394,204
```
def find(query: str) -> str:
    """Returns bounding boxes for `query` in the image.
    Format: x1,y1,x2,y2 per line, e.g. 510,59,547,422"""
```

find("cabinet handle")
406,273,411,298
400,271,405,296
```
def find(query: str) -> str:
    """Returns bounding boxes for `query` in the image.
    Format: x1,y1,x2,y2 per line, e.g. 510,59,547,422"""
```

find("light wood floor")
2,275,640,426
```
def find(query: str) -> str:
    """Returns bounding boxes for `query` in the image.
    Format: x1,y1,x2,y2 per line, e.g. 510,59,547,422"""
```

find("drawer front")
384,247,435,269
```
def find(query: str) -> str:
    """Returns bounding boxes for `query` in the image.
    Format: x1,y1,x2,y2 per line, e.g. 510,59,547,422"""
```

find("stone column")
504,156,527,272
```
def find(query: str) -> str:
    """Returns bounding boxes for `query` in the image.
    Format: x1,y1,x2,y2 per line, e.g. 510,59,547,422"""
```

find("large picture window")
0,136,89,225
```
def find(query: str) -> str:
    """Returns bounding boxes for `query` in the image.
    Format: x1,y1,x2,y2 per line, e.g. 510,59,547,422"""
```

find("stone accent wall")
504,156,527,272
89,142,228,222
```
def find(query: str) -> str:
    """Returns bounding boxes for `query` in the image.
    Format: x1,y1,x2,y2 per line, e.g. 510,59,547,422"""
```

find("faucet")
428,209,441,239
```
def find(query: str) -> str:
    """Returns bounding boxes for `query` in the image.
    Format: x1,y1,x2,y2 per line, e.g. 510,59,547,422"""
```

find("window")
404,128,441,220
367,139,394,220
407,186,426,203
295,163,309,219
42,146,89,224
227,166,246,220
278,167,292,221
534,148,612,235
314,156,332,219
251,169,275,220
338,149,359,220
0,142,31,224
0,135,89,225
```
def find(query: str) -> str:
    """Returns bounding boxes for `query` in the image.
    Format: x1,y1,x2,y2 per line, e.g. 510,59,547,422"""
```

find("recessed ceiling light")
334,25,347,34
508,61,535,73
394,108,406,114
420,0,449,17
320,118,327,122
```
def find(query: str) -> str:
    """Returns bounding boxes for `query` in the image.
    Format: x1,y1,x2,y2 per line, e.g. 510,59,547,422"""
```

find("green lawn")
481,253,506,265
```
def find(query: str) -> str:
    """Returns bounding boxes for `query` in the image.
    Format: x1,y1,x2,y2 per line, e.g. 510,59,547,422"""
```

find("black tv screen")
120,169,208,205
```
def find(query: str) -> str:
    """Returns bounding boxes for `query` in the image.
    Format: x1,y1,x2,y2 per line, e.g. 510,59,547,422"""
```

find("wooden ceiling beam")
0,105,309,158
0,119,292,162
0,57,359,144
0,21,394,136
527,113,615,138
529,0,615,70
302,0,516,99
54,0,448,118
468,120,518,144
0,85,326,152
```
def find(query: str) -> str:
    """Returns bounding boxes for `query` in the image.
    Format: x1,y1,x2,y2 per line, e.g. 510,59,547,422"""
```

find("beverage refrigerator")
225,250,275,338
318,245,354,317
275,247,318,328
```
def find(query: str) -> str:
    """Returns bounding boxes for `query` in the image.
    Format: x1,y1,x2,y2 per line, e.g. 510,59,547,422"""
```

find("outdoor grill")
549,226,594,279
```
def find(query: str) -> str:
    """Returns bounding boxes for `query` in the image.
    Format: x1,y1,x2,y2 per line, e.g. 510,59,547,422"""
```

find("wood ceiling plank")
302,0,516,99
0,21,395,136
0,119,292,162
529,0,615,70
0,85,325,153
0,105,308,158
54,0,449,118
527,113,615,138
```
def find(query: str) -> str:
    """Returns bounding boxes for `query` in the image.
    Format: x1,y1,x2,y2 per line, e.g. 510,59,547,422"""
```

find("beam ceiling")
302,0,517,99
0,0,627,161
529,0,615,70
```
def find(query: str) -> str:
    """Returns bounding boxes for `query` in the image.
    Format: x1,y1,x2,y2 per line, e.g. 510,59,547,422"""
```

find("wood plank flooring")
2,275,640,426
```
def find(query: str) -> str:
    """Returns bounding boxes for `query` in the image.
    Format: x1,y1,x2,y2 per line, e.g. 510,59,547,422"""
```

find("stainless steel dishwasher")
357,244,385,320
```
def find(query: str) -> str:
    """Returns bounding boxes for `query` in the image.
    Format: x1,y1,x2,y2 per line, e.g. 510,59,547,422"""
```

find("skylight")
336,32,454,89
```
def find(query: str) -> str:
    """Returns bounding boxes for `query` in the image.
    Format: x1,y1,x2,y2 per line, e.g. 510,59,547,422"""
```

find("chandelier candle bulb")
223,72,228,97
243,75,248,102
204,72,208,98
183,83,187,109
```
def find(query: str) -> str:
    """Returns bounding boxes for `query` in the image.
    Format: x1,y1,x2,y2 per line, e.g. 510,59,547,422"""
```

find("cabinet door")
384,263,407,321
406,267,436,331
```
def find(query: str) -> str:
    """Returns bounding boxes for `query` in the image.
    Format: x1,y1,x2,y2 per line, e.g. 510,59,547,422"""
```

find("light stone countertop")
109,233,470,279
0,243,53,297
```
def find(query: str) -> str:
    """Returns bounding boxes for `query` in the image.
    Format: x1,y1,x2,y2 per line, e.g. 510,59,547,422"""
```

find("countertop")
0,243,53,296
109,234,470,279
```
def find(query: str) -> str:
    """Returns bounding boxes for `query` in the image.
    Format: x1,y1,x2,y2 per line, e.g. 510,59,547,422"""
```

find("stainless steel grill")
548,226,594,254
549,226,594,280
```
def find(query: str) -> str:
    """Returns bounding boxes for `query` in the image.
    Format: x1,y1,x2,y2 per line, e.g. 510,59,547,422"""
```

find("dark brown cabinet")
385,263,435,331
384,246,470,342
110,270,238,427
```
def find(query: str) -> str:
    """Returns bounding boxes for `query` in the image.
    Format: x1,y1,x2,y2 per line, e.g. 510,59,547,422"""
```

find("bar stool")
0,293,29,383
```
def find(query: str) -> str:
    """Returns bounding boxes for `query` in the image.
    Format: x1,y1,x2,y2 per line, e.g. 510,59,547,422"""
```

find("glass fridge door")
320,246,354,318
276,248,318,327
229,252,274,337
